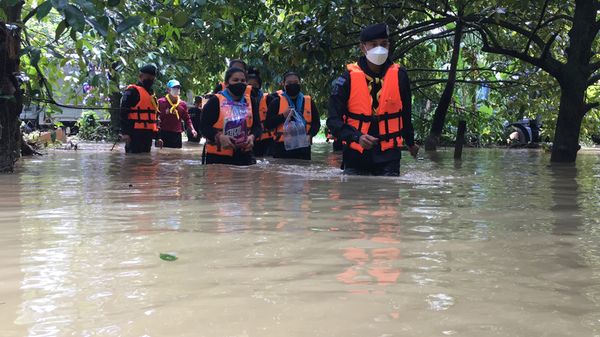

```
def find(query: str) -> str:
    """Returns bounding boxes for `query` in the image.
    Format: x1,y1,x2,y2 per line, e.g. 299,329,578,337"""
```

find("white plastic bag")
283,108,310,150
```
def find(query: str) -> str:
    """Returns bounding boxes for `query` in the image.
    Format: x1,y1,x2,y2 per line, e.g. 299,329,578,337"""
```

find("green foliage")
75,110,111,141
8,0,600,148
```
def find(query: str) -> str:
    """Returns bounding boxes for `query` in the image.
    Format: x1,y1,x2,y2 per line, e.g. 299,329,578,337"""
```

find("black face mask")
228,83,247,97
141,79,154,90
285,83,301,97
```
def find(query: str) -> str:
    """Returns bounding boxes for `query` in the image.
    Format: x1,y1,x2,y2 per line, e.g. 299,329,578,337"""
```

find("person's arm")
250,96,262,139
120,87,139,135
156,98,166,131
309,99,321,137
327,72,361,143
199,96,220,142
399,67,415,147
264,98,285,129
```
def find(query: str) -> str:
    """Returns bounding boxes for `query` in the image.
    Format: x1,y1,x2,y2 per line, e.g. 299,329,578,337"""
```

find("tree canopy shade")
1,0,600,172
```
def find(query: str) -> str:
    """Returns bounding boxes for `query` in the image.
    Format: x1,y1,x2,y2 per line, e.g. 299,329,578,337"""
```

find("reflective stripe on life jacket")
127,85,159,132
205,92,253,157
274,93,312,143
345,63,403,153
258,93,274,140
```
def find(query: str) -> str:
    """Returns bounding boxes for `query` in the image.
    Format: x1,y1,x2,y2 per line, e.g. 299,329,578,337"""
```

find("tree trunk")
0,2,24,173
424,21,464,151
550,0,596,162
551,82,586,162
110,91,122,135
108,68,122,136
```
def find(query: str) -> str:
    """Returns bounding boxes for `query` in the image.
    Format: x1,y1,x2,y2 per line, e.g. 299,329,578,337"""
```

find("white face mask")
169,88,180,97
365,46,389,66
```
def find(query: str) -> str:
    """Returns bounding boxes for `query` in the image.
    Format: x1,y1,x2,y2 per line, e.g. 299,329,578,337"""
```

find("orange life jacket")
274,93,312,143
345,63,403,153
205,92,253,157
127,85,159,132
258,93,274,140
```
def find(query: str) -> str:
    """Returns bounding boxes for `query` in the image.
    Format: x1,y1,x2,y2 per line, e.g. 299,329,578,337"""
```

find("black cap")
283,71,300,82
139,64,157,76
360,23,389,42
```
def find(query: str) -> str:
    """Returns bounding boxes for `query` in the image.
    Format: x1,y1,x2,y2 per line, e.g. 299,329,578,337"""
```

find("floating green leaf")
160,253,178,261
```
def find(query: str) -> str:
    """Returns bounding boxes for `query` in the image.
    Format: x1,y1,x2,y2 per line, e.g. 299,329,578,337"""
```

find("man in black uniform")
327,23,418,176
187,96,203,143
120,64,163,153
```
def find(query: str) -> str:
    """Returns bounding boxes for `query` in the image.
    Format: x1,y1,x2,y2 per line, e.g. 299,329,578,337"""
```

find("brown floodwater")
1,143,599,337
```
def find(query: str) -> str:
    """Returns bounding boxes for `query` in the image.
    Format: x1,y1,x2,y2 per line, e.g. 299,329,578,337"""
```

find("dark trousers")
203,148,256,166
272,142,311,160
343,160,400,176
125,130,154,153
253,138,274,157
158,130,183,148
331,139,343,151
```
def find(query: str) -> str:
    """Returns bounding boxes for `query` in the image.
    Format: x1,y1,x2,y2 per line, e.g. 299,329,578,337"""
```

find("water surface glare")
1,144,600,337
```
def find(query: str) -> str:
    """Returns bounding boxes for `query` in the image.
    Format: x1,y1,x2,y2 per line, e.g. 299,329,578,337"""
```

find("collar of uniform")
357,56,393,79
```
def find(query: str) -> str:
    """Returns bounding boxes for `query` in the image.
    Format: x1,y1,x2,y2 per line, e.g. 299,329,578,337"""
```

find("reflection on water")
0,145,599,336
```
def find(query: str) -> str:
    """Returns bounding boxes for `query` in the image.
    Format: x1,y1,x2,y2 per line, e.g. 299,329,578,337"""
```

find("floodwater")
1,143,600,337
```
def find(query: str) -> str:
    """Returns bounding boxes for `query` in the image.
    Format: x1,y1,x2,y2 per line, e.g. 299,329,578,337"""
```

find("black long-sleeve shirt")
200,94,262,143
327,57,415,164
264,96,321,137
120,83,156,135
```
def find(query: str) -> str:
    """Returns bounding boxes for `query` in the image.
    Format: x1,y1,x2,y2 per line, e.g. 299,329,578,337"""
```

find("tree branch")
412,78,526,85
407,67,521,76
469,23,562,78
22,6,38,24
411,0,455,18
477,17,546,50
540,14,573,28
391,17,455,40
333,17,455,50
393,28,462,59
540,33,561,78
588,73,600,86
585,102,599,112
524,0,549,54
412,80,523,92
